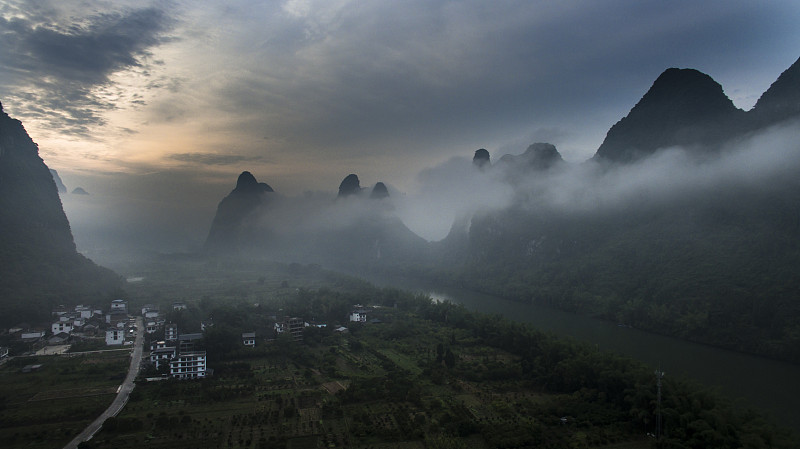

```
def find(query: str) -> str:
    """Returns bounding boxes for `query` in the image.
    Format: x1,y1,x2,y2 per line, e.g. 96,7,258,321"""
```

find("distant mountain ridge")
205,171,274,253
204,171,422,267
751,56,800,126
50,169,67,193
0,101,120,324
594,68,746,162
428,57,800,362
594,57,800,162
198,57,800,363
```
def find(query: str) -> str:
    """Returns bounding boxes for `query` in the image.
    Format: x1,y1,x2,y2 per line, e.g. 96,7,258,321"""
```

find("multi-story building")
145,321,159,334
150,346,177,369
106,329,125,345
51,321,73,334
274,317,304,341
349,310,368,323
165,323,178,342
169,351,207,379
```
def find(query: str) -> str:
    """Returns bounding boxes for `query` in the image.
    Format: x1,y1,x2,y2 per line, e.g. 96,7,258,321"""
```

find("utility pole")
655,367,665,446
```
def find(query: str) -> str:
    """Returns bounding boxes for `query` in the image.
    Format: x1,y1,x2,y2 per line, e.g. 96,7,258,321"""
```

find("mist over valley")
1,1,800,446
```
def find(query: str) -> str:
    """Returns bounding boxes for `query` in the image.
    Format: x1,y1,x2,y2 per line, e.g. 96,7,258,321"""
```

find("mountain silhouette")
473,148,491,168
594,68,746,162
0,101,120,324
338,174,362,198
499,142,565,171
205,171,274,253
428,58,800,362
751,56,800,126
370,182,390,199
50,169,67,193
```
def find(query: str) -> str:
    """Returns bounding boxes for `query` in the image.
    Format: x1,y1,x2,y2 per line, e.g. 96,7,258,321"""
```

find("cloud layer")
2,0,799,257
0,2,172,136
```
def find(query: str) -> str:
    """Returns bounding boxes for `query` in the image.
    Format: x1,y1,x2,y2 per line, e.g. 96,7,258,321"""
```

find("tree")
444,348,456,369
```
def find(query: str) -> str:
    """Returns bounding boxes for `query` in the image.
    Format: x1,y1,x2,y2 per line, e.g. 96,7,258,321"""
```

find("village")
0,264,794,449
0,295,381,383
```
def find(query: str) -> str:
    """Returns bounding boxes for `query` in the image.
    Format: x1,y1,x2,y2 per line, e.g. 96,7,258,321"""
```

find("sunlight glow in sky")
1,0,799,252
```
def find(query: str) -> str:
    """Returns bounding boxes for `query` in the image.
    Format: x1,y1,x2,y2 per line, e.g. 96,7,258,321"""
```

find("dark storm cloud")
0,2,173,135
0,9,169,83
168,152,262,166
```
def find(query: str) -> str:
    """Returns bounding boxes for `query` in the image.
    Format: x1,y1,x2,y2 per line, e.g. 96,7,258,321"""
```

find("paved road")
63,316,144,449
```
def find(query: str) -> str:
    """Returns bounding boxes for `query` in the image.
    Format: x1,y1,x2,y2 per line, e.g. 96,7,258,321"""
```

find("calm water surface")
366,274,800,432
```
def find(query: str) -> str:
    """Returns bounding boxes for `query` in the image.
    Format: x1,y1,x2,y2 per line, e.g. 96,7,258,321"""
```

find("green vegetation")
413,182,800,364
0,351,129,448
77,265,793,448
2,259,792,448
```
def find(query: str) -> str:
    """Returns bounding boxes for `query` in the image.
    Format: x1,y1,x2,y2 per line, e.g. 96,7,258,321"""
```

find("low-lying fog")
61,119,800,268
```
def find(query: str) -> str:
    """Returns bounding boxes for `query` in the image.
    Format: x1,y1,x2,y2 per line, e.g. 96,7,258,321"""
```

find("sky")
1,0,799,256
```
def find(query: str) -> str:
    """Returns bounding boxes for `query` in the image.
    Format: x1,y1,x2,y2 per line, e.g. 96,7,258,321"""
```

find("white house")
172,302,187,311
75,305,93,319
242,332,256,347
105,329,125,345
349,311,367,323
51,321,73,334
170,351,207,379
110,299,128,314
146,321,159,334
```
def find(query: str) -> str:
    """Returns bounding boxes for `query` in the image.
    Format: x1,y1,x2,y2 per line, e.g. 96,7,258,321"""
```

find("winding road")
63,316,144,449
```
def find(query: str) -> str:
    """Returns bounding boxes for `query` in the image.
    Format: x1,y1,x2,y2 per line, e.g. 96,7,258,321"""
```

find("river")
364,274,800,432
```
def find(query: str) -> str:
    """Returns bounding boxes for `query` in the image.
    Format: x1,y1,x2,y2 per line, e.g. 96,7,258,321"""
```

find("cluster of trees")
409,180,800,364
409,298,795,448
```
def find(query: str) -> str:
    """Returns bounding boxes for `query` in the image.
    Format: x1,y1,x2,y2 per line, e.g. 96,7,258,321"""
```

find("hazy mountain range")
199,57,800,361
1,57,798,360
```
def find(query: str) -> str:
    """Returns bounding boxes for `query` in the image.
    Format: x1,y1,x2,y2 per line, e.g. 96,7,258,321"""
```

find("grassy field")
0,351,130,449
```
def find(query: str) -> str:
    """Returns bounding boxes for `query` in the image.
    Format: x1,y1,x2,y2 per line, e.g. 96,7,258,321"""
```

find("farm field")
87,307,653,449
2,259,792,449
0,351,130,449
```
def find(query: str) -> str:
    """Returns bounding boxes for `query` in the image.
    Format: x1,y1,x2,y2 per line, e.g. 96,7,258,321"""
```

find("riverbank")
362,272,800,432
